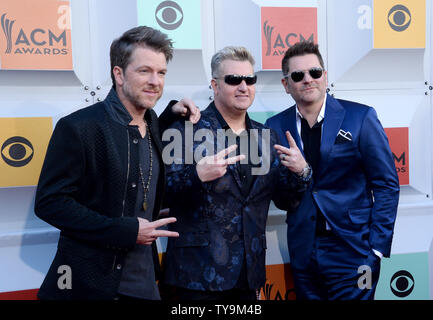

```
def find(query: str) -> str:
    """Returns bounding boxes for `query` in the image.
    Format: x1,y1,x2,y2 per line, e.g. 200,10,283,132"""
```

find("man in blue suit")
265,41,400,300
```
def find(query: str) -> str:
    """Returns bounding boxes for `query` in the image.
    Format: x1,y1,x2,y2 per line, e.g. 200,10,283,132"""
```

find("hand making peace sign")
274,131,308,175
196,144,245,182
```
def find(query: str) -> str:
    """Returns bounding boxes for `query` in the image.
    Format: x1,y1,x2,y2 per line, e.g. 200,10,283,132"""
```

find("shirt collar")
106,87,133,126
105,86,153,127
210,102,253,131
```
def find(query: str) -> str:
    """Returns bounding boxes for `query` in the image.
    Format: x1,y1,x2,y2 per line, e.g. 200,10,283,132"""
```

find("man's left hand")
274,131,307,174
171,98,201,124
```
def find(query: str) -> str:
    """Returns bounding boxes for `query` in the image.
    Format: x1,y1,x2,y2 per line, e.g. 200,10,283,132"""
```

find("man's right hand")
196,145,245,182
136,217,179,245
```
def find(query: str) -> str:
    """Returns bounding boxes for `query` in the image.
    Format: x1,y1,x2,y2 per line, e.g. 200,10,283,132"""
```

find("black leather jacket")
35,88,176,299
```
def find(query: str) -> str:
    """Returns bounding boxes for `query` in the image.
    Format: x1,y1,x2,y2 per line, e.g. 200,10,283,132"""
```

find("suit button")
310,216,316,221
133,138,139,144
131,182,137,188
116,264,122,270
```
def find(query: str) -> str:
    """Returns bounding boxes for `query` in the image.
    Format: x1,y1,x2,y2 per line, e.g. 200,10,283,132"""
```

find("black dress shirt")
300,118,327,233
211,104,255,197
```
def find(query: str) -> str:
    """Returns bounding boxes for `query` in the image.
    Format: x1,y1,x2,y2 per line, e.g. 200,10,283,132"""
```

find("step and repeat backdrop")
0,0,432,300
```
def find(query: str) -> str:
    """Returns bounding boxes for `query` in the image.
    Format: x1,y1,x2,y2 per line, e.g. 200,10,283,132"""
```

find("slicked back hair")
211,46,255,78
281,41,325,77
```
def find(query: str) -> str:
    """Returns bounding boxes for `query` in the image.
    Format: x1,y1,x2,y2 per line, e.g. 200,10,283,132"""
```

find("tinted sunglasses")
286,67,324,83
217,74,257,86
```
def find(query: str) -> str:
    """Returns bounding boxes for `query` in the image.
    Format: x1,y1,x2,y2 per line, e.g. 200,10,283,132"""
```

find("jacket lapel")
243,121,265,199
216,130,244,192
285,106,305,157
319,94,345,177
205,103,244,196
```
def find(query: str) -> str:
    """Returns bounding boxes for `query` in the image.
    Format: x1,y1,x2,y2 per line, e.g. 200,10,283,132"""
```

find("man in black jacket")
161,46,311,300
34,26,199,300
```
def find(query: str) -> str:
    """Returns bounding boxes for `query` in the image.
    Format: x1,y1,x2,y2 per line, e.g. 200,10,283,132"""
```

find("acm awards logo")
1,13,13,54
263,20,314,57
384,127,409,185
393,151,407,174
1,136,34,167
390,270,415,298
262,282,296,300
0,9,70,56
155,1,184,31
388,5,411,32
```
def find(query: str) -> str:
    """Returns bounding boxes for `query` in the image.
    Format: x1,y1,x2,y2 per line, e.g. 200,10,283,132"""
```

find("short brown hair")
110,26,174,87
281,41,324,76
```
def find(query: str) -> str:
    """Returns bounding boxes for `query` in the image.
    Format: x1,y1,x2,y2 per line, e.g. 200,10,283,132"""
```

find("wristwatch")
297,163,312,181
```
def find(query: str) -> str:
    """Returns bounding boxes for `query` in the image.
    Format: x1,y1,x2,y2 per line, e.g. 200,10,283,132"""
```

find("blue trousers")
292,232,381,300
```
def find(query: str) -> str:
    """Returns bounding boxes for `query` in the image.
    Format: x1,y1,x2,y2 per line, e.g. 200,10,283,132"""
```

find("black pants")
292,232,381,300
114,293,153,301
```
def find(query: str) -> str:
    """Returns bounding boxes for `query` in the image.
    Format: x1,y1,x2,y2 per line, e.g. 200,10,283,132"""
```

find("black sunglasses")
216,74,257,86
286,67,324,82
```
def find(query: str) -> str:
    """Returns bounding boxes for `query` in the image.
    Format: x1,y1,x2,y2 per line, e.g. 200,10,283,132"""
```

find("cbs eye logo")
390,270,414,298
155,1,184,30
1,136,34,167
388,5,412,32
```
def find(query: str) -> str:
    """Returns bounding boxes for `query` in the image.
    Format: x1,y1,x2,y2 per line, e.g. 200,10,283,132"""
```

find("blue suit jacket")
265,94,400,270
162,103,309,291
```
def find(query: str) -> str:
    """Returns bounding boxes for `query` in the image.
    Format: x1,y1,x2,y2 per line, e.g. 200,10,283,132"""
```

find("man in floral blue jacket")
161,46,311,300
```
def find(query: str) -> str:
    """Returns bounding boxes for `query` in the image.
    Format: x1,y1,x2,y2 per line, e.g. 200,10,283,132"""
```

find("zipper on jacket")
112,129,131,271
112,255,117,271
121,130,131,218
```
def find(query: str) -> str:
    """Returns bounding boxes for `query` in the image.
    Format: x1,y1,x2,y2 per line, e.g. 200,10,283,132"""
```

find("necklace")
138,121,153,212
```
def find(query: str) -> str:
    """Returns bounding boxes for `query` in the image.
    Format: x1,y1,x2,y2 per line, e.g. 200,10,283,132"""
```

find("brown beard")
122,83,150,110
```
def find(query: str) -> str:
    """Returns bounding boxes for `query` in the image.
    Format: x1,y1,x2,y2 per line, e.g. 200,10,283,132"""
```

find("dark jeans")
292,232,381,300
114,293,156,301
